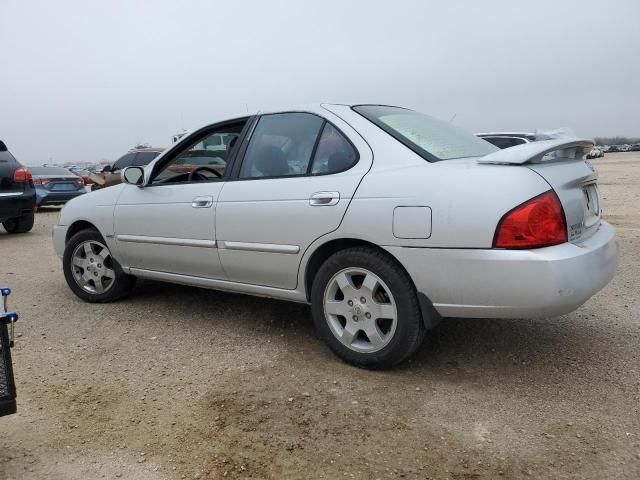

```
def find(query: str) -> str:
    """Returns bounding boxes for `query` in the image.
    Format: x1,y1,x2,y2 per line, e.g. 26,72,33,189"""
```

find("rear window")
353,105,497,161
30,167,73,175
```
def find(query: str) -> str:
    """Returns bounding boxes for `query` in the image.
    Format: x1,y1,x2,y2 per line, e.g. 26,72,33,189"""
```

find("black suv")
0,141,36,234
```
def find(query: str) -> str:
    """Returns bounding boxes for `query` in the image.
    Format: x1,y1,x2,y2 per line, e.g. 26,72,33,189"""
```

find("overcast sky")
1,0,638,165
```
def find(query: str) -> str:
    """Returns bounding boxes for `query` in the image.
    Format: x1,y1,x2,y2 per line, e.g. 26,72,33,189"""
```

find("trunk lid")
478,138,601,243
33,175,83,191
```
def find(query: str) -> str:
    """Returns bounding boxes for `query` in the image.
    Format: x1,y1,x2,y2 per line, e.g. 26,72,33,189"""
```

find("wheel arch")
303,237,441,329
65,220,100,243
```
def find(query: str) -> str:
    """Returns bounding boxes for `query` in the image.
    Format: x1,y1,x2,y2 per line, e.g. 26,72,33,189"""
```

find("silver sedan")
52,104,617,368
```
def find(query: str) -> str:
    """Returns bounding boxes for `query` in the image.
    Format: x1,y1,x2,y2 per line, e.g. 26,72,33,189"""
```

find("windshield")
353,105,497,161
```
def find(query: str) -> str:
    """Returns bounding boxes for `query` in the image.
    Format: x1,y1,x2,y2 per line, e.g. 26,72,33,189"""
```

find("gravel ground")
1,153,639,480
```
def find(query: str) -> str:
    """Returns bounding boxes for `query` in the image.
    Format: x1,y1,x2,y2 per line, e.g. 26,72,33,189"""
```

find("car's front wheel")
311,247,426,369
2,213,34,234
63,229,135,302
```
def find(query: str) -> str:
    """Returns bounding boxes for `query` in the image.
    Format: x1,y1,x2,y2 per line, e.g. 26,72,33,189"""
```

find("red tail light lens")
32,178,50,185
12,167,32,182
493,190,567,249
76,178,85,186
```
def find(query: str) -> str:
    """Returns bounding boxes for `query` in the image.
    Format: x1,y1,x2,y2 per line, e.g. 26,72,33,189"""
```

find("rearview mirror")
122,166,145,187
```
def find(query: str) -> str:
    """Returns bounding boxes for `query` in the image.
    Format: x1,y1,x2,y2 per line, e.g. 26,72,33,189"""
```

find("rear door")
216,111,372,289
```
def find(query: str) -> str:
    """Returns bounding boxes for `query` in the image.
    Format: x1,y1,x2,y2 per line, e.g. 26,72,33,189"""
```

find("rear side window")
311,123,357,174
354,105,497,161
133,151,161,166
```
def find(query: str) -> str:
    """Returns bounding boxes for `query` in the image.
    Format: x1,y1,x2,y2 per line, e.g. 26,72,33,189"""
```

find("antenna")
449,113,457,123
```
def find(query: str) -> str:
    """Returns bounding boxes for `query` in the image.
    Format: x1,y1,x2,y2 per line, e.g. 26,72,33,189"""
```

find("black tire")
63,228,135,303
2,213,34,234
311,247,426,369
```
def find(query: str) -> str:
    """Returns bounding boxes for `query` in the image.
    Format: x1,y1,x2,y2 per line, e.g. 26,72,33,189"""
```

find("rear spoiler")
478,138,594,165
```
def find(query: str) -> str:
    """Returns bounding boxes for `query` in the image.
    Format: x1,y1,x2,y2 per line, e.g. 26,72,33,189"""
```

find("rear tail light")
493,190,567,249
12,167,32,183
32,178,50,185
76,178,85,186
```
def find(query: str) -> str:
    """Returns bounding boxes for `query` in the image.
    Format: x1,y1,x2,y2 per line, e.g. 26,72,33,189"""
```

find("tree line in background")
594,137,640,145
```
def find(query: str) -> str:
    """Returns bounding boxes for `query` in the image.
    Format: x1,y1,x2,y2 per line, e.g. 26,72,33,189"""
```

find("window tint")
310,123,357,174
132,151,161,166
151,128,243,184
354,105,497,161
112,153,136,171
240,113,324,179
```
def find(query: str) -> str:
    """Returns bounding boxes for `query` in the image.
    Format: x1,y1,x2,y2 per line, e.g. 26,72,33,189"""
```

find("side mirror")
122,166,145,187
102,165,112,172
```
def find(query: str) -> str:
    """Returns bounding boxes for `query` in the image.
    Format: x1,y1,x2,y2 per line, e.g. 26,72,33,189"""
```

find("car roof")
128,147,164,153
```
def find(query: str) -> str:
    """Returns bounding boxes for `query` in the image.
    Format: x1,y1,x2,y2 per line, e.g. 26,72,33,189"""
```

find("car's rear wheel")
311,247,426,369
2,213,34,234
63,229,135,302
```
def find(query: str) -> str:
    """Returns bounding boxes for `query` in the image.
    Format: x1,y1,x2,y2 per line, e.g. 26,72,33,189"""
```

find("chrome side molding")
116,235,217,248
220,241,300,254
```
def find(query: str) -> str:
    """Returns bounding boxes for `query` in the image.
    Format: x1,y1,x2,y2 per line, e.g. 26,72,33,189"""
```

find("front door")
114,120,248,278
216,111,372,289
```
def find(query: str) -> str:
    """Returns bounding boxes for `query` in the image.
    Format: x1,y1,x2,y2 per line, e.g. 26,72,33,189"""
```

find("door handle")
309,191,340,206
192,196,213,208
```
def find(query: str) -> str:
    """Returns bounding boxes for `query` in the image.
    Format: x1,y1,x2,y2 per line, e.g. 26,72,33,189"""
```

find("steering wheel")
188,166,222,181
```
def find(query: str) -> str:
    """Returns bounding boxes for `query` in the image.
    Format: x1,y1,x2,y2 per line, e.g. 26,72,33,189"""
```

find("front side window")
354,105,497,161
240,113,324,179
151,125,244,185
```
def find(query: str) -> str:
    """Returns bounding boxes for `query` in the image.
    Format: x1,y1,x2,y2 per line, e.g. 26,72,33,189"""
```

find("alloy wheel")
323,268,398,353
71,240,116,294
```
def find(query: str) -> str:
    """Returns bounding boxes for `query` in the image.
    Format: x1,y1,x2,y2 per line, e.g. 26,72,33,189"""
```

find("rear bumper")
385,221,618,318
36,190,85,206
0,191,36,220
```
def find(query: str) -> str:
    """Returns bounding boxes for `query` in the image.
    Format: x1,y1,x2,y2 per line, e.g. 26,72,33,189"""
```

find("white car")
53,104,618,368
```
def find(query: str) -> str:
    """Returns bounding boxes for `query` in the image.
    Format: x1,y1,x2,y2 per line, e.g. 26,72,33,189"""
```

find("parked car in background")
53,104,617,369
0,141,36,234
587,146,604,159
89,147,163,191
31,166,86,207
478,132,606,159
631,144,640,152
476,132,537,148
69,167,95,185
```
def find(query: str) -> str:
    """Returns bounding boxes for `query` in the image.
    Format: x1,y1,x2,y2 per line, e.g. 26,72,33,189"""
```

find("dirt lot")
1,153,639,480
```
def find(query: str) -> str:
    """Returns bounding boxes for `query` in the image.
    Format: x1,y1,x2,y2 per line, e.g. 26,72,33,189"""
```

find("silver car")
53,104,618,368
